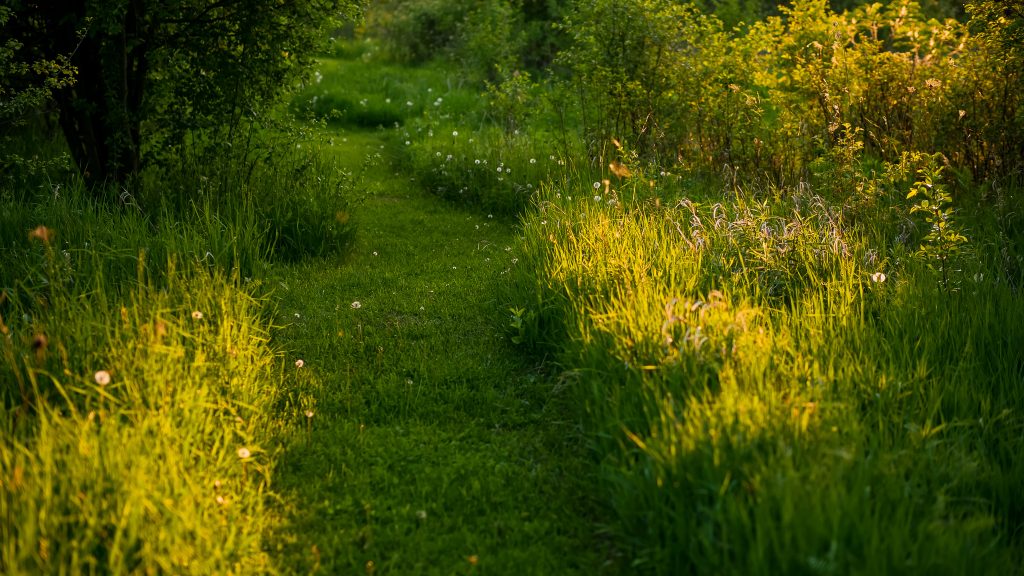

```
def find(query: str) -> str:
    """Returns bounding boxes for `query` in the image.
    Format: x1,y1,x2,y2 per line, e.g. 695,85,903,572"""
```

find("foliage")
4,0,361,188
366,0,567,81
552,0,1023,193
907,154,969,292
0,7,77,186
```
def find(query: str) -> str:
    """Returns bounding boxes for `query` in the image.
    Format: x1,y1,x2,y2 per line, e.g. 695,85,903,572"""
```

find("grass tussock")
505,183,1024,573
0,181,288,574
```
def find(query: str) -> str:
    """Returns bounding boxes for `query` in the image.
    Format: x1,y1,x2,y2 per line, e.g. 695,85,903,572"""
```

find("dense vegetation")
2,0,1023,573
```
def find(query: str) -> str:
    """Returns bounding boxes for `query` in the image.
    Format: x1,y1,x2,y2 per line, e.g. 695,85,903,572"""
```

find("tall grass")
505,181,1024,573
0,138,356,571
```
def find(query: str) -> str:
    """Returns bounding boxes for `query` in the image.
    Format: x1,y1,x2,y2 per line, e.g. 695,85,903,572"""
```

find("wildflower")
609,160,631,178
405,141,411,146
372,251,378,256
416,509,427,520
505,167,511,174
452,131,458,137
497,167,503,173
436,151,442,158
593,182,601,189
871,272,886,283
191,310,203,320
28,225,52,244
475,159,481,164
406,101,413,107
216,495,227,506
468,555,479,566
305,410,314,418
295,359,305,368
94,370,111,386
530,158,536,164
237,447,251,459
594,195,602,202
925,78,942,89
351,301,362,309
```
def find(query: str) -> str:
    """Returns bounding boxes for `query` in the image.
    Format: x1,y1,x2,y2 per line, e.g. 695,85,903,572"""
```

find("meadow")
2,0,1023,574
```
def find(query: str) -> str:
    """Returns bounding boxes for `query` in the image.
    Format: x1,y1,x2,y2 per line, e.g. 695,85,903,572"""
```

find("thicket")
373,0,1021,193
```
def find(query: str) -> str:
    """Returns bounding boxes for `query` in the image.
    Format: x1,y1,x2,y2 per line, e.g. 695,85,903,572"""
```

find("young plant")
907,155,968,292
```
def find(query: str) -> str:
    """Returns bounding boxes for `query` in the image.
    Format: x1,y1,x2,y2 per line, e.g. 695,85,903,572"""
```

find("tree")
5,0,361,188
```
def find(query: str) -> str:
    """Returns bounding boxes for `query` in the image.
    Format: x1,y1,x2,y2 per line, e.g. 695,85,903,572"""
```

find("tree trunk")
45,0,147,189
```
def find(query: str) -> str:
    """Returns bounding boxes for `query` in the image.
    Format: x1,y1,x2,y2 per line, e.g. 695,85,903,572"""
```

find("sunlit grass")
0,184,283,573
505,181,1024,574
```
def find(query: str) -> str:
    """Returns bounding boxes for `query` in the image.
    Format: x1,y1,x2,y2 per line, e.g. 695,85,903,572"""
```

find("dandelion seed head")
351,301,362,309
237,447,251,459
94,370,111,386
295,359,305,368
191,310,203,320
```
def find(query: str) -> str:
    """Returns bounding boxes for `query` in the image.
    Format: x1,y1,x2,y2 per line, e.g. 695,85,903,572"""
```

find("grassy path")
266,132,605,574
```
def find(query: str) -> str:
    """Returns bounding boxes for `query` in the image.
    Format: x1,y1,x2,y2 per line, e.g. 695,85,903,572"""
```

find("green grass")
0,183,282,573
265,129,608,574
506,184,1024,574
